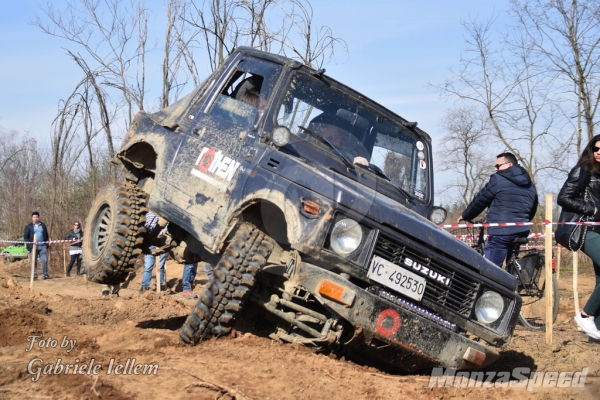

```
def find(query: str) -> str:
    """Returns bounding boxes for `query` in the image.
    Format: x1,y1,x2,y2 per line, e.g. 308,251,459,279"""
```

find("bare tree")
433,14,574,192
510,0,600,141
33,0,150,125
0,133,50,239
436,107,494,205
270,0,347,69
183,0,347,71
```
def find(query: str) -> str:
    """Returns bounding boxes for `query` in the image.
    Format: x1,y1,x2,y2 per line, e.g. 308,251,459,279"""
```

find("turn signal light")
303,199,320,215
462,347,486,366
318,280,355,306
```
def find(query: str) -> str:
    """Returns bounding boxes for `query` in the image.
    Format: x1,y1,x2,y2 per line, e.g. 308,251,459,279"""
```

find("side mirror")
270,126,291,147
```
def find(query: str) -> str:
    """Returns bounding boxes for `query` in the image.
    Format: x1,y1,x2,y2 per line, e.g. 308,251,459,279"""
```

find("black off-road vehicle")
82,47,522,372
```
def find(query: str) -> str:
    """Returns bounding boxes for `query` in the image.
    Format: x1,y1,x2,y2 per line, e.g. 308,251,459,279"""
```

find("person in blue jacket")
459,152,538,266
23,211,51,279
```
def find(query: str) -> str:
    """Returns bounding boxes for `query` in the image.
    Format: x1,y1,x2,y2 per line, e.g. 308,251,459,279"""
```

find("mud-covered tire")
82,181,148,284
3,256,13,265
179,223,275,344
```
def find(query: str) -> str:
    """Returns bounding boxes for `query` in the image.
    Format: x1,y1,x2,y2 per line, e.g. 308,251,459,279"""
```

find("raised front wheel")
82,181,148,284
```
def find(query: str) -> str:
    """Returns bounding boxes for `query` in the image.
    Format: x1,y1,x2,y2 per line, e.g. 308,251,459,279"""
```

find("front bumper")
296,262,500,372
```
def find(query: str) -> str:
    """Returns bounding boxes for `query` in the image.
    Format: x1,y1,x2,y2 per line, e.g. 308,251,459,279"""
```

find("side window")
207,58,281,129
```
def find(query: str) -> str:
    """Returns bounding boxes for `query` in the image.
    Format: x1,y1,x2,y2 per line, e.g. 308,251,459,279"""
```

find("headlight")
428,206,447,224
474,291,504,324
330,218,363,255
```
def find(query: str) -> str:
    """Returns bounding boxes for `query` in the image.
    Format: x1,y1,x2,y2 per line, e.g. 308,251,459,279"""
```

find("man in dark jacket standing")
459,152,538,267
23,211,51,279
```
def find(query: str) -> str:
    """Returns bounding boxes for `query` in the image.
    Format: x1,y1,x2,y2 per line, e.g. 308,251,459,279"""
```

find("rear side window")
207,58,282,129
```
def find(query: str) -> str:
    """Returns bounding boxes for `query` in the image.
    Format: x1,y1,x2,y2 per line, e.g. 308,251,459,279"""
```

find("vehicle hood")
266,150,516,289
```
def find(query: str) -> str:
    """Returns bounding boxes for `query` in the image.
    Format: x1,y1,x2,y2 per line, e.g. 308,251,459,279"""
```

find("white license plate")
368,255,427,301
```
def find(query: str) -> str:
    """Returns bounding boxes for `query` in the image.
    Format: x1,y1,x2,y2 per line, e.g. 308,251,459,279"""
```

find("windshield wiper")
355,163,414,200
298,125,355,171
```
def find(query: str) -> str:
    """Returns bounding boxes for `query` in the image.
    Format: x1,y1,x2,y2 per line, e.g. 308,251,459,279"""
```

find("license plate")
368,255,426,301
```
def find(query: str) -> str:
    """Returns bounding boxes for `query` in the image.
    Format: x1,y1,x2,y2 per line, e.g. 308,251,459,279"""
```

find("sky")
0,0,513,198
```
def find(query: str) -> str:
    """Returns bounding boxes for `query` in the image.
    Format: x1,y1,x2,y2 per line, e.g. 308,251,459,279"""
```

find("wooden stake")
30,243,36,290
545,193,553,344
556,244,561,281
47,238,51,276
573,251,580,315
63,248,67,276
156,256,161,293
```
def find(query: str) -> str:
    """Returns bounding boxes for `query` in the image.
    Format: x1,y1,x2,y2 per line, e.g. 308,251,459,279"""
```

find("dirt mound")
0,260,599,399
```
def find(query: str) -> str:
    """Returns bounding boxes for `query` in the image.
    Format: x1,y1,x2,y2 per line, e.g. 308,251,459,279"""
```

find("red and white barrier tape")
440,220,600,229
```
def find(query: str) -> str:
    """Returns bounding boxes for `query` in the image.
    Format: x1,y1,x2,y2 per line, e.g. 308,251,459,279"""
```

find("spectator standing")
458,152,538,267
24,211,50,280
182,263,198,299
140,210,168,293
557,135,600,340
64,221,83,276
141,250,167,293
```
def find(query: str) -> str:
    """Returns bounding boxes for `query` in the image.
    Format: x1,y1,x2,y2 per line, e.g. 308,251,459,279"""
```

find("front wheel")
82,181,148,284
179,223,275,344
518,273,559,331
3,256,13,265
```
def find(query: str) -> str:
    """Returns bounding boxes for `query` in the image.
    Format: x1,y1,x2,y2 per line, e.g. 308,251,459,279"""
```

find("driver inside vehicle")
308,115,371,166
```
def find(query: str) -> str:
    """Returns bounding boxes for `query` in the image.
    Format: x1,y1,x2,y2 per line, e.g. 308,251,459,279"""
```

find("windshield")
276,72,429,200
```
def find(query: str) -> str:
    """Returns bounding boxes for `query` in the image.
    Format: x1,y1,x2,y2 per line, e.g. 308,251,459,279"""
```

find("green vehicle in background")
2,238,28,265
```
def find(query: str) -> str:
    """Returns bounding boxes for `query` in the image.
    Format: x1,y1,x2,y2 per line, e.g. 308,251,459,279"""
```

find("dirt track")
0,257,599,399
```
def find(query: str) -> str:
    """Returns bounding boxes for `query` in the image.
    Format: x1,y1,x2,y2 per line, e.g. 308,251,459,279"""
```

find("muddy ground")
0,253,599,399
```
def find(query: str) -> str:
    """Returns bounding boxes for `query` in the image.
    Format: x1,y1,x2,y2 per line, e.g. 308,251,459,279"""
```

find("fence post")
573,251,580,315
156,256,161,293
545,193,553,344
63,247,67,276
30,243,36,290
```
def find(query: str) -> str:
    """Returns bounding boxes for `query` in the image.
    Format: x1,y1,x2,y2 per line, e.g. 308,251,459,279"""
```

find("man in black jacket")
459,152,538,267
23,211,51,279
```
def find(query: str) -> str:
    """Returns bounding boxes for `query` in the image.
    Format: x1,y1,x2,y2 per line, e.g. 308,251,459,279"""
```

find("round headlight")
272,126,291,147
474,291,504,324
330,218,363,256
429,206,447,224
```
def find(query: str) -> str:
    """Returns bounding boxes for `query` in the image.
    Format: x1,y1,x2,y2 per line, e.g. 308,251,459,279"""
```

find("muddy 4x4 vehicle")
82,47,522,372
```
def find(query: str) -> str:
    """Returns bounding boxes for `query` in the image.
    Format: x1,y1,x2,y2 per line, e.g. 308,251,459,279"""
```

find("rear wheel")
179,223,275,344
518,273,559,331
82,181,148,284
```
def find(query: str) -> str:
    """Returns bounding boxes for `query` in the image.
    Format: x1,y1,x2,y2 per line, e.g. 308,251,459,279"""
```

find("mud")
0,256,599,399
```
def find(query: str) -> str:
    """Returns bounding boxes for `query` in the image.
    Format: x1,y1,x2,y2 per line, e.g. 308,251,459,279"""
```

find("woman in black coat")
64,221,83,276
557,135,600,340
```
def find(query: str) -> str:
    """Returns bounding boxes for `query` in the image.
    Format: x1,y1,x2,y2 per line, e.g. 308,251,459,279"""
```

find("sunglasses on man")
494,162,511,170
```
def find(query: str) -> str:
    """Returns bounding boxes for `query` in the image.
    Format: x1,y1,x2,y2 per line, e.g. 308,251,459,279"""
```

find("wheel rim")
90,202,113,260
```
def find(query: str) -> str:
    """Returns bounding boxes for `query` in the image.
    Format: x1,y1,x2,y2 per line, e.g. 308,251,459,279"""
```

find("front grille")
373,233,479,317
